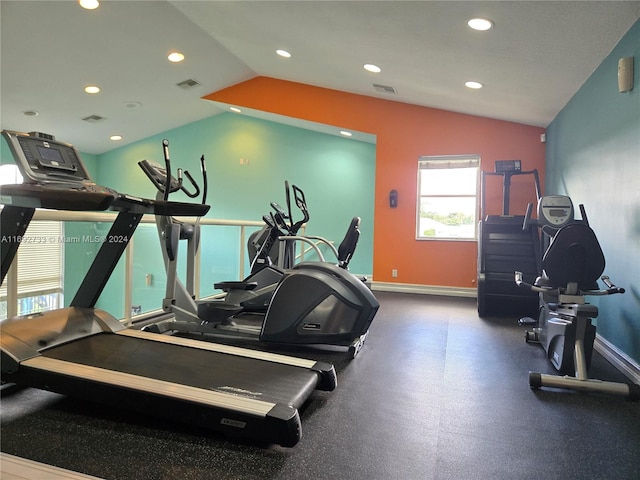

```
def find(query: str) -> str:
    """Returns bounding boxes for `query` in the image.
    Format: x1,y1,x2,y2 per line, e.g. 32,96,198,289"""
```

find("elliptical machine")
139,140,378,358
515,195,639,398
212,183,363,313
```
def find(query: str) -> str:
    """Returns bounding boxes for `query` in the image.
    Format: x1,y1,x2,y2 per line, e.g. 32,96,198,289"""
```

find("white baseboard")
594,334,640,385
371,281,476,298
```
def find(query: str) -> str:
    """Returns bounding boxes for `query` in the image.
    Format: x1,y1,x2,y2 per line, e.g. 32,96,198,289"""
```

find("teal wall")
0,139,9,164
546,20,640,363
93,113,376,316
2,116,375,318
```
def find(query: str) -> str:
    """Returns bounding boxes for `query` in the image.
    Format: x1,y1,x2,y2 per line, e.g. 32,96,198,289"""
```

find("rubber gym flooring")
1,291,639,479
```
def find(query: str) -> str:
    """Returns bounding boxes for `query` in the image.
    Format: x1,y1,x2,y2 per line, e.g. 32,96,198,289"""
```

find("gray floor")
1,292,639,480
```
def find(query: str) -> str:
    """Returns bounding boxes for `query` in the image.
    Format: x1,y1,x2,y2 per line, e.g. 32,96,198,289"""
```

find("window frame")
416,154,480,241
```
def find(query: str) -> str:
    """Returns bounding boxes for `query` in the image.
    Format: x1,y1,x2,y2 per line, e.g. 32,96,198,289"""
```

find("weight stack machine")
477,160,541,317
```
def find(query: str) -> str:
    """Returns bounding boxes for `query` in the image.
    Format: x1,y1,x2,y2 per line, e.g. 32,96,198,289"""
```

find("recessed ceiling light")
84,85,100,94
78,0,99,10
110,135,123,141
465,81,483,89
276,49,292,58
467,18,494,31
340,131,353,137
364,64,381,73
168,52,185,63
229,107,242,113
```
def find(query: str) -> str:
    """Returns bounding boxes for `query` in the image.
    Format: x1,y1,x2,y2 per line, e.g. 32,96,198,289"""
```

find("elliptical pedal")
524,328,540,343
348,331,369,359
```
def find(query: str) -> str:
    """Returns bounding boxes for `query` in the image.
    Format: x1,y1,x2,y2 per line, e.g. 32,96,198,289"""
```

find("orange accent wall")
204,77,546,287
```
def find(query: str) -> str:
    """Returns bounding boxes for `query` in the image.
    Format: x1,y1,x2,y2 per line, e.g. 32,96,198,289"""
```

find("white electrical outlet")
392,269,398,278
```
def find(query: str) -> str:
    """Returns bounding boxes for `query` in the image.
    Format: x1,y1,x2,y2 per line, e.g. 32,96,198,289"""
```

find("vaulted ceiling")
1,1,638,154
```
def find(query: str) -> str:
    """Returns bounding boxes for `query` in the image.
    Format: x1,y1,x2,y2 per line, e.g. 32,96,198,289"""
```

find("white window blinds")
0,220,64,298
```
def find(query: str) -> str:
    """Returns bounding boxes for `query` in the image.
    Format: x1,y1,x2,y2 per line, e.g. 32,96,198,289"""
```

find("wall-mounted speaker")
618,57,634,93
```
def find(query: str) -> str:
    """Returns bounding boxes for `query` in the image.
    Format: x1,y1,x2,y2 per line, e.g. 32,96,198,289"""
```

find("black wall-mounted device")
389,189,398,208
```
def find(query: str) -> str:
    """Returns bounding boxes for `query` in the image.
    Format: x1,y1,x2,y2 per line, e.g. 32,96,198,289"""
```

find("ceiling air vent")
177,78,201,89
373,83,398,95
82,114,106,123
373,83,397,95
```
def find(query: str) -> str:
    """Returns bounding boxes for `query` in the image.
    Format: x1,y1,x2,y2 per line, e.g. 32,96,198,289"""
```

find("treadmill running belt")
42,333,319,409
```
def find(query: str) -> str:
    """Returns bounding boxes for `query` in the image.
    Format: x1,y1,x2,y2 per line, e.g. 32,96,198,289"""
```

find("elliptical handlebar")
139,139,208,206
179,169,201,199
199,155,207,205
162,139,171,202
267,182,309,235
284,180,293,231
290,184,309,234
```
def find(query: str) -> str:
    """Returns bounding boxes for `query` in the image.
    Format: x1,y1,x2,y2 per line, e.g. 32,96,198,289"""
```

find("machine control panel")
2,130,92,185
494,159,522,173
537,195,574,228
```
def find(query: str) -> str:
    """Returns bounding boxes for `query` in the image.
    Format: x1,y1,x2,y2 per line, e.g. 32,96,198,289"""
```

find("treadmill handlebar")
0,183,115,211
0,179,209,217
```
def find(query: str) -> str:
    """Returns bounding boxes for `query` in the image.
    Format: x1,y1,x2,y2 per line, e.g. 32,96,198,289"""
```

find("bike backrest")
337,217,361,269
542,222,605,290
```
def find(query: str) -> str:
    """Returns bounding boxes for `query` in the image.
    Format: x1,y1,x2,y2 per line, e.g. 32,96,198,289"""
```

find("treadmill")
0,130,336,447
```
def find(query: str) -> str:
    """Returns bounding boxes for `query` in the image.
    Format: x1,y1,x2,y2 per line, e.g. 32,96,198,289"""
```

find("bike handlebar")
515,271,625,297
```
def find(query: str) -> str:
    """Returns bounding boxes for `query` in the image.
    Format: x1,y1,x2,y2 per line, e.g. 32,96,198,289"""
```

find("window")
1,164,64,320
0,220,64,320
417,155,480,240
0,164,23,185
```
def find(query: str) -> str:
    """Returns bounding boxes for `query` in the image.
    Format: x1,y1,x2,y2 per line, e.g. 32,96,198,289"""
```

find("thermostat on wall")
494,160,522,173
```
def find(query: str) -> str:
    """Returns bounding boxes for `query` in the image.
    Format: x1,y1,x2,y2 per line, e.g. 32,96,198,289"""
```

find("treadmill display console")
3,130,90,184
537,195,574,228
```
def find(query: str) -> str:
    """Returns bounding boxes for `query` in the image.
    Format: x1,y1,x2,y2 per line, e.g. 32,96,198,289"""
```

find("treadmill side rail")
23,356,277,414
16,355,304,447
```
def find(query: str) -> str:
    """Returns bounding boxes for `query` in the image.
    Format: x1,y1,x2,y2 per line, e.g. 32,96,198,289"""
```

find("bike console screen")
537,196,574,228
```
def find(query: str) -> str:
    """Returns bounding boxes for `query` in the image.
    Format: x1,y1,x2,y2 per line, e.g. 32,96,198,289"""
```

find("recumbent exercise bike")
515,195,639,398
